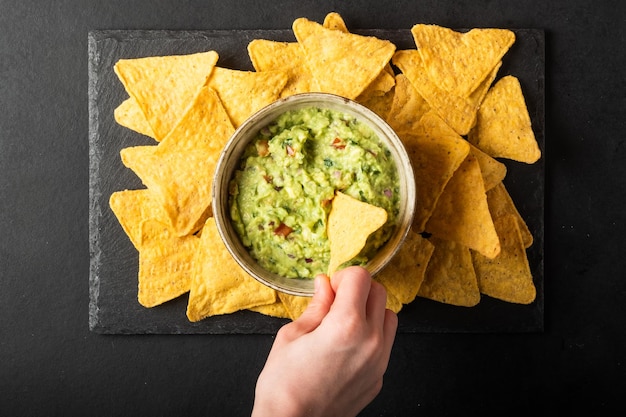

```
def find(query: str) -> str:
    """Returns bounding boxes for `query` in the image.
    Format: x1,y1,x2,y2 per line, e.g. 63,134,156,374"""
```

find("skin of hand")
251,266,398,417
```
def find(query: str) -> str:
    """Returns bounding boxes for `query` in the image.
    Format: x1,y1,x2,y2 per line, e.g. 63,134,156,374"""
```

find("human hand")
251,266,398,417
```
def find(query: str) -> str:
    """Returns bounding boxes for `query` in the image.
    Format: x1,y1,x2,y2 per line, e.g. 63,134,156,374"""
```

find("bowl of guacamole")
213,93,415,296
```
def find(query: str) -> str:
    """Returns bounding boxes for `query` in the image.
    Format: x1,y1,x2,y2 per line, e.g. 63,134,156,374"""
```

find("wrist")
252,384,318,417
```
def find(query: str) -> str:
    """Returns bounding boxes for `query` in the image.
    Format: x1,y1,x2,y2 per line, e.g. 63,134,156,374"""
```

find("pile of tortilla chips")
109,12,541,324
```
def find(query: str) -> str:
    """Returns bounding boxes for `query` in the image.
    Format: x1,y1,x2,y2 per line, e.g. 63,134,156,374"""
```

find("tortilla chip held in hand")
326,191,388,276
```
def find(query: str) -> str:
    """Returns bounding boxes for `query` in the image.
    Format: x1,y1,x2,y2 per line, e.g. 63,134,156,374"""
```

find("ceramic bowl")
212,93,415,296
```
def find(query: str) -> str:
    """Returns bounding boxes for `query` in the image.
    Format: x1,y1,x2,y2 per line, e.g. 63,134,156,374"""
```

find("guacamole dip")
229,107,400,278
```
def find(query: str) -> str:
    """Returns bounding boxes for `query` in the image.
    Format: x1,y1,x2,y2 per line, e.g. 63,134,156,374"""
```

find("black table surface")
2,0,625,415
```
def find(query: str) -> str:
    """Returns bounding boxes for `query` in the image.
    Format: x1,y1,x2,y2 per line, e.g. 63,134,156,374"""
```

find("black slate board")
88,28,545,334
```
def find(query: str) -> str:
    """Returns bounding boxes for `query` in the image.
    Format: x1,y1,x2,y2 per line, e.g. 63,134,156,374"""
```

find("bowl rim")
212,92,416,297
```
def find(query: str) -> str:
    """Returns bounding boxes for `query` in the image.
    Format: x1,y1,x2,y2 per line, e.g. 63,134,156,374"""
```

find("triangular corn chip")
472,215,536,304
469,143,507,191
113,50,219,140
398,111,470,232
120,86,234,236
426,154,501,259
487,183,533,248
157,86,234,154
138,219,199,307
277,292,311,321
321,12,395,100
392,50,478,135
386,74,430,134
468,60,502,107
208,67,289,127
418,237,480,307
186,218,277,322
384,291,404,314
114,97,157,140
468,75,541,163
109,189,169,249
247,39,318,97
358,69,396,100
120,146,217,236
249,299,291,319
293,17,396,100
411,24,515,97
322,12,349,32
327,191,388,276
357,87,395,120
320,12,395,100
375,229,435,304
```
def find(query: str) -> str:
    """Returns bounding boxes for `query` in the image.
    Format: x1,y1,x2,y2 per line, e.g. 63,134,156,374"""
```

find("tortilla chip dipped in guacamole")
327,191,388,276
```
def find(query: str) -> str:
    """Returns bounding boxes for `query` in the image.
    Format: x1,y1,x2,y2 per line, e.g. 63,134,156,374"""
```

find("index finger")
330,266,372,316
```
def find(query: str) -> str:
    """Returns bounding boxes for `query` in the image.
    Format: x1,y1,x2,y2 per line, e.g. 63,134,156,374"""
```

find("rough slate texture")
88,29,544,334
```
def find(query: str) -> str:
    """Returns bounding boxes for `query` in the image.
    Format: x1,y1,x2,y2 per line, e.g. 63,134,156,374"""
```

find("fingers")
284,266,397,352
330,266,372,316
284,274,335,338
331,267,390,324
365,279,397,359
365,279,391,328
382,308,398,355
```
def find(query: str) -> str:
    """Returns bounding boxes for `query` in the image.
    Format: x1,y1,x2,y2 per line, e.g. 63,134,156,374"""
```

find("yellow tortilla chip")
487,183,533,248
120,87,234,236
411,24,515,97
186,218,277,322
120,146,217,236
277,292,311,321
109,189,169,249
357,87,395,120
249,299,291,319
470,144,507,191
322,12,349,32
384,291,403,314
327,191,388,276
375,229,435,304
469,75,541,163
386,74,430,134
208,67,289,127
247,39,318,97
468,60,502,107
114,97,157,140
158,86,234,154
426,154,501,259
320,12,395,100
137,219,199,307
392,50,478,135
358,70,396,100
114,50,219,141
399,111,470,232
418,237,480,307
293,17,396,100
117,76,232,158
472,215,536,304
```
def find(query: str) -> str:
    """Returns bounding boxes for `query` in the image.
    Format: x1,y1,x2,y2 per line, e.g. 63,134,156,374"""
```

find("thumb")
290,274,335,334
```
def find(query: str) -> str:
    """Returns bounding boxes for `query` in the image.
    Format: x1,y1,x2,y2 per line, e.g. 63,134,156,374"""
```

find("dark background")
1,0,624,415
